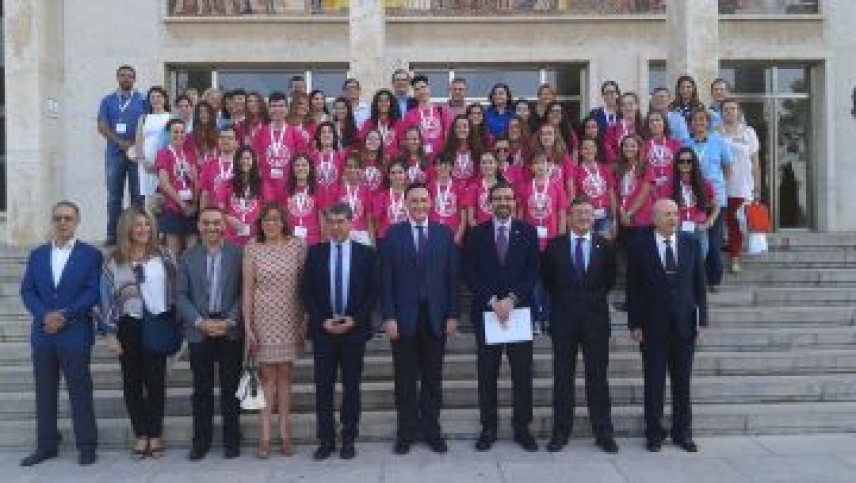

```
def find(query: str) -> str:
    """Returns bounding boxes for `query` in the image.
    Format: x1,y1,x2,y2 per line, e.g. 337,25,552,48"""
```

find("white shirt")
493,218,512,245
569,231,592,272
655,232,678,268
329,239,352,315
720,123,760,199
353,101,371,130
410,220,429,250
138,257,168,315
50,238,76,286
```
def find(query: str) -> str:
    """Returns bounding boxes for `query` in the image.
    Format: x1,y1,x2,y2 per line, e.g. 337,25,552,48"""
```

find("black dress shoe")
426,437,448,454
20,450,58,467
188,447,208,461
674,439,698,453
223,446,241,459
393,439,412,455
646,439,663,452
313,443,335,460
513,432,539,452
596,437,619,454
546,434,568,452
78,452,97,466
475,430,496,452
340,441,356,460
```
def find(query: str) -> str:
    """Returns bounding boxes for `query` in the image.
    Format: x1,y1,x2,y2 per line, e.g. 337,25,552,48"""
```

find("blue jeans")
705,214,724,286
104,149,143,241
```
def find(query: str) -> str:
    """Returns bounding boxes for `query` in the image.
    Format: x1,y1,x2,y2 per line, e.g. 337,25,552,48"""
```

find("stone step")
767,232,856,250
0,374,854,420
2,401,856,449
723,268,856,286
0,349,853,392
0,325,854,366
742,251,856,268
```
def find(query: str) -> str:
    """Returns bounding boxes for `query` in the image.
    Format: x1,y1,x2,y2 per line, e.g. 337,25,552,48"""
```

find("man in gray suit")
177,206,244,460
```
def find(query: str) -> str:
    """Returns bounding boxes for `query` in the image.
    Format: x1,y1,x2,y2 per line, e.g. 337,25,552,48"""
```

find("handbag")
134,254,184,356
236,355,266,411
745,200,771,233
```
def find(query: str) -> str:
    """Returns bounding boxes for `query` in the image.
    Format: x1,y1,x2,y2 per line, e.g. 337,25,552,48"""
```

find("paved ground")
4,434,856,482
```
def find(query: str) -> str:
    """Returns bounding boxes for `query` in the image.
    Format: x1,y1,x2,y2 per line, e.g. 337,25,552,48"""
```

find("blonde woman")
101,206,177,459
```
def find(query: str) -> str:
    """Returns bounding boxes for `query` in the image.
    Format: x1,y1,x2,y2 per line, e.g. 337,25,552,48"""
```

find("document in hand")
484,308,534,345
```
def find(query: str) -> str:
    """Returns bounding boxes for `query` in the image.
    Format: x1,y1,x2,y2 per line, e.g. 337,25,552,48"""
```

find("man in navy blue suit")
381,182,459,455
303,202,377,461
542,198,618,454
463,181,540,452
627,198,708,453
19,201,103,466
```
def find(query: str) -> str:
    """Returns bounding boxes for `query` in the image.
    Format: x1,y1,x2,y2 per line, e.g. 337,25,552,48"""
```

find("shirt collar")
570,231,592,243
493,218,512,230
52,238,76,251
332,238,351,249
409,219,429,229
655,232,676,245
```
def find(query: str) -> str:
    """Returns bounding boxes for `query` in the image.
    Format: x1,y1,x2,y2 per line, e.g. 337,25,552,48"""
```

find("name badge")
293,225,308,239
237,224,251,237
423,144,433,154
116,123,128,134
179,189,193,201
271,168,284,179
681,220,697,232
536,226,548,239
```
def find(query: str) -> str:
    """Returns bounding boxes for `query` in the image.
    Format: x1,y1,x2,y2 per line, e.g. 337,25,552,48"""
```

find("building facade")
2,0,853,244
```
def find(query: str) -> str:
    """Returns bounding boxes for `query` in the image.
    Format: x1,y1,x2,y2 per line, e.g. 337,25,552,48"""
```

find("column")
349,0,386,97
4,0,65,246
666,0,719,104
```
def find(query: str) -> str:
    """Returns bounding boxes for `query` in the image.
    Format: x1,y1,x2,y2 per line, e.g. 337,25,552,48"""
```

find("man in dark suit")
463,182,540,452
627,198,707,453
19,201,103,467
176,206,244,460
303,202,377,460
392,68,418,115
542,198,618,454
381,182,459,455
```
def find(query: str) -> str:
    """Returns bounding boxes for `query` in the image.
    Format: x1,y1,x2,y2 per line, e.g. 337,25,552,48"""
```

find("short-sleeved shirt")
465,178,498,226
617,165,656,227
399,105,452,158
684,133,733,206
97,90,146,153
154,146,198,214
284,187,322,246
429,178,465,233
199,158,234,209
573,162,615,218
518,178,568,250
312,150,345,209
643,137,683,200
371,189,409,240
330,183,372,232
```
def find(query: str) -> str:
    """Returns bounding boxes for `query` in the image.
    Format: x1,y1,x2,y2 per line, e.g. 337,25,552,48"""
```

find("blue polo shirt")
485,106,514,137
683,133,733,206
97,90,146,153
667,111,690,143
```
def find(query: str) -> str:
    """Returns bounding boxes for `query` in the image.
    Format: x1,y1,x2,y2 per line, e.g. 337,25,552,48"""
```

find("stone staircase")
0,233,855,449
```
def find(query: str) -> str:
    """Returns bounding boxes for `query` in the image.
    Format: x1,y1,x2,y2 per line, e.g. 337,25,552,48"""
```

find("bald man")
626,199,707,453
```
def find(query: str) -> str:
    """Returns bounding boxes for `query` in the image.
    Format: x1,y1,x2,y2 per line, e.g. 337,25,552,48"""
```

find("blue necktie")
574,237,586,277
334,243,344,315
416,226,428,300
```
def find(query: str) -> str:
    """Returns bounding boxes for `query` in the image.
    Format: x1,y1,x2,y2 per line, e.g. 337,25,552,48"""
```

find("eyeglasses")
677,158,694,164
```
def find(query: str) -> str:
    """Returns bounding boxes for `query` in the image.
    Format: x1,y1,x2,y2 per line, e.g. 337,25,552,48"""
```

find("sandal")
132,437,148,459
148,438,165,458
257,440,271,459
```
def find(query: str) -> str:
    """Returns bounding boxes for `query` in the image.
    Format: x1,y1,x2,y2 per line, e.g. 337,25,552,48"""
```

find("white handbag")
746,232,769,255
236,356,266,411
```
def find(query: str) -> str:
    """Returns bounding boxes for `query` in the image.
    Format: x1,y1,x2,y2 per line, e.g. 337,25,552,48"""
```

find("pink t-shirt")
154,146,198,214
199,158,234,209
283,186,322,245
399,105,452,158
361,157,386,195
617,164,656,227
665,179,716,226
643,137,682,200
403,156,429,185
428,178,465,233
604,120,639,158
359,119,400,160
573,162,615,218
329,183,372,232
518,177,568,250
466,178,499,226
183,134,218,167
371,188,408,240
312,150,345,209
252,123,310,201
223,192,262,247
449,149,477,186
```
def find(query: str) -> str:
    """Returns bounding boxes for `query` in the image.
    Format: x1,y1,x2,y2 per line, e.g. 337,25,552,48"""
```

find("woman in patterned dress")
243,203,307,458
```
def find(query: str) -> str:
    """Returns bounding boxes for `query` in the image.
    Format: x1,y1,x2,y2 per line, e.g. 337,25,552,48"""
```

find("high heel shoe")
257,440,271,459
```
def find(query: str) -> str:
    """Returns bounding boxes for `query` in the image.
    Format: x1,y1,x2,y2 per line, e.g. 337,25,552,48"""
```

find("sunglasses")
677,158,694,164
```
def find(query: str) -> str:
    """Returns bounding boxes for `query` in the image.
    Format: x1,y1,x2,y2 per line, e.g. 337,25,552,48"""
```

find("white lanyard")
435,180,453,213
378,121,391,144
621,169,635,198
218,158,233,183
582,163,604,189
345,183,360,216
169,146,189,189
681,182,695,208
418,107,435,124
270,124,286,154
293,187,310,225
692,138,709,161
116,91,134,113
389,189,405,219
234,190,256,223
532,178,549,221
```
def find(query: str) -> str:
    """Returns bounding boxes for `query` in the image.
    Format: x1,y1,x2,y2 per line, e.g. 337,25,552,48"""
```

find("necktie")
416,225,427,267
334,244,344,316
575,237,586,277
664,239,678,275
496,225,509,263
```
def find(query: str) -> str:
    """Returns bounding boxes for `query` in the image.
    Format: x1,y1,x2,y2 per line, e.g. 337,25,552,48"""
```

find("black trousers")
188,337,243,451
390,305,446,442
117,316,167,438
32,343,97,454
476,340,533,434
313,335,367,444
641,328,695,443
551,327,614,439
